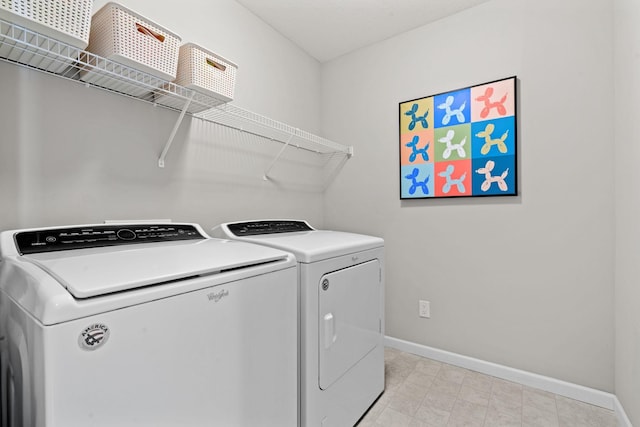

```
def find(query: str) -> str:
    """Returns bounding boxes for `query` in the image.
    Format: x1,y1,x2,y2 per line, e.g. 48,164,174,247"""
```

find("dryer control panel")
227,220,314,236
15,224,205,254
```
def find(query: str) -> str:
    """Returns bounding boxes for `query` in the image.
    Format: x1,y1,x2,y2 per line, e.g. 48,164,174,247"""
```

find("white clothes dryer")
212,220,385,427
0,222,298,427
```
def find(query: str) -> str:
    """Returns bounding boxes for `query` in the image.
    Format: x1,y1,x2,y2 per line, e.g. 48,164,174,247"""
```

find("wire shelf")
196,104,352,156
0,18,353,169
0,18,219,111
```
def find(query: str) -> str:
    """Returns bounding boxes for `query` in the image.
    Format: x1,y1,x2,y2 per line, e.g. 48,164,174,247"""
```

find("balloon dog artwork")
399,76,517,199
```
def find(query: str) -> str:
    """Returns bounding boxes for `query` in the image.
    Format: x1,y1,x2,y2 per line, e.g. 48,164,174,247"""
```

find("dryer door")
319,259,381,390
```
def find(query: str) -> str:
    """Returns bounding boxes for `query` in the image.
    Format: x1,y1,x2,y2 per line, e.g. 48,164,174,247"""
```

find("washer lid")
24,239,287,299
229,230,383,263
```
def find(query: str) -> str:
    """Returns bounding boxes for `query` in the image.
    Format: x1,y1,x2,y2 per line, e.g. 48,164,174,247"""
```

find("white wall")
0,0,327,232
614,0,640,423
321,0,615,392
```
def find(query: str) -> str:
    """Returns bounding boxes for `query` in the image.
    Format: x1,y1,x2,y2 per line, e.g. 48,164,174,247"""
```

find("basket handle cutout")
206,58,226,72
136,23,165,43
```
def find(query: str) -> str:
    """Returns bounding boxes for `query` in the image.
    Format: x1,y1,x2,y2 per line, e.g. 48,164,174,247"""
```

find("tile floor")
356,347,617,427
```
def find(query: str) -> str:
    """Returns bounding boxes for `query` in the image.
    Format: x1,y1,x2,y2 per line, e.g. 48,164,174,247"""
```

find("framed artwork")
399,76,517,199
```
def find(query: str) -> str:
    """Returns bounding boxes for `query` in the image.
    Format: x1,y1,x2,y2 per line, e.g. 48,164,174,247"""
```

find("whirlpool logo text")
207,289,229,303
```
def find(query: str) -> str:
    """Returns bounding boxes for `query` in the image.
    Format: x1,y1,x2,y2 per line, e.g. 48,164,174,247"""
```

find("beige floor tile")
423,390,459,412
385,347,402,361
462,371,494,394
405,371,437,388
522,387,557,414
458,384,491,406
489,392,523,419
414,403,451,425
397,379,432,400
587,405,617,427
387,374,407,391
387,363,412,377
397,352,424,366
388,357,419,374
408,418,439,427
431,377,463,397
484,406,522,427
492,378,524,396
555,395,592,415
556,404,616,427
416,359,443,376
388,393,424,417
399,351,426,361
555,395,593,427
450,398,488,422
555,396,617,427
556,415,591,427
447,414,485,427
522,404,559,427
437,364,469,384
387,366,412,391
376,407,413,427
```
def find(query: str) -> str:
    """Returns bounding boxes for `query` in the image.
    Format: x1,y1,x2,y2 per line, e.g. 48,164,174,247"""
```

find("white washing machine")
212,220,385,427
0,222,298,427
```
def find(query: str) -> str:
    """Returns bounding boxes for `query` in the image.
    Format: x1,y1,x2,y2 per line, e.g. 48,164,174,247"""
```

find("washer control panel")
15,224,204,254
227,220,314,236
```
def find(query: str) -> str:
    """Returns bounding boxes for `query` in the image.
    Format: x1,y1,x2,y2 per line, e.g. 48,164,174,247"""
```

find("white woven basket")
175,43,237,101
80,2,180,95
157,43,237,113
0,0,92,72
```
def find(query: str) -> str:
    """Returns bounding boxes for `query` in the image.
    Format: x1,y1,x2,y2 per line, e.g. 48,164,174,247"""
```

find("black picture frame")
399,76,518,199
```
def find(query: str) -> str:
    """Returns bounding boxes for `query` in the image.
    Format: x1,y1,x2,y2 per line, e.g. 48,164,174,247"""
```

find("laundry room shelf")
0,18,353,170
194,105,353,180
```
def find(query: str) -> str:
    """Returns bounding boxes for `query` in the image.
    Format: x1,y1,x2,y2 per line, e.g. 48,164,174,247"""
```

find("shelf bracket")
263,134,295,180
158,91,195,168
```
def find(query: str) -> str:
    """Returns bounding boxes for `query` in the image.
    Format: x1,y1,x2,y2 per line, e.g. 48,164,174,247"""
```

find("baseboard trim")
385,336,616,411
615,396,633,427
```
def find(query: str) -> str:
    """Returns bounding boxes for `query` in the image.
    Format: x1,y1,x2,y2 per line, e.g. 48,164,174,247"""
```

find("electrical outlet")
419,300,430,318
